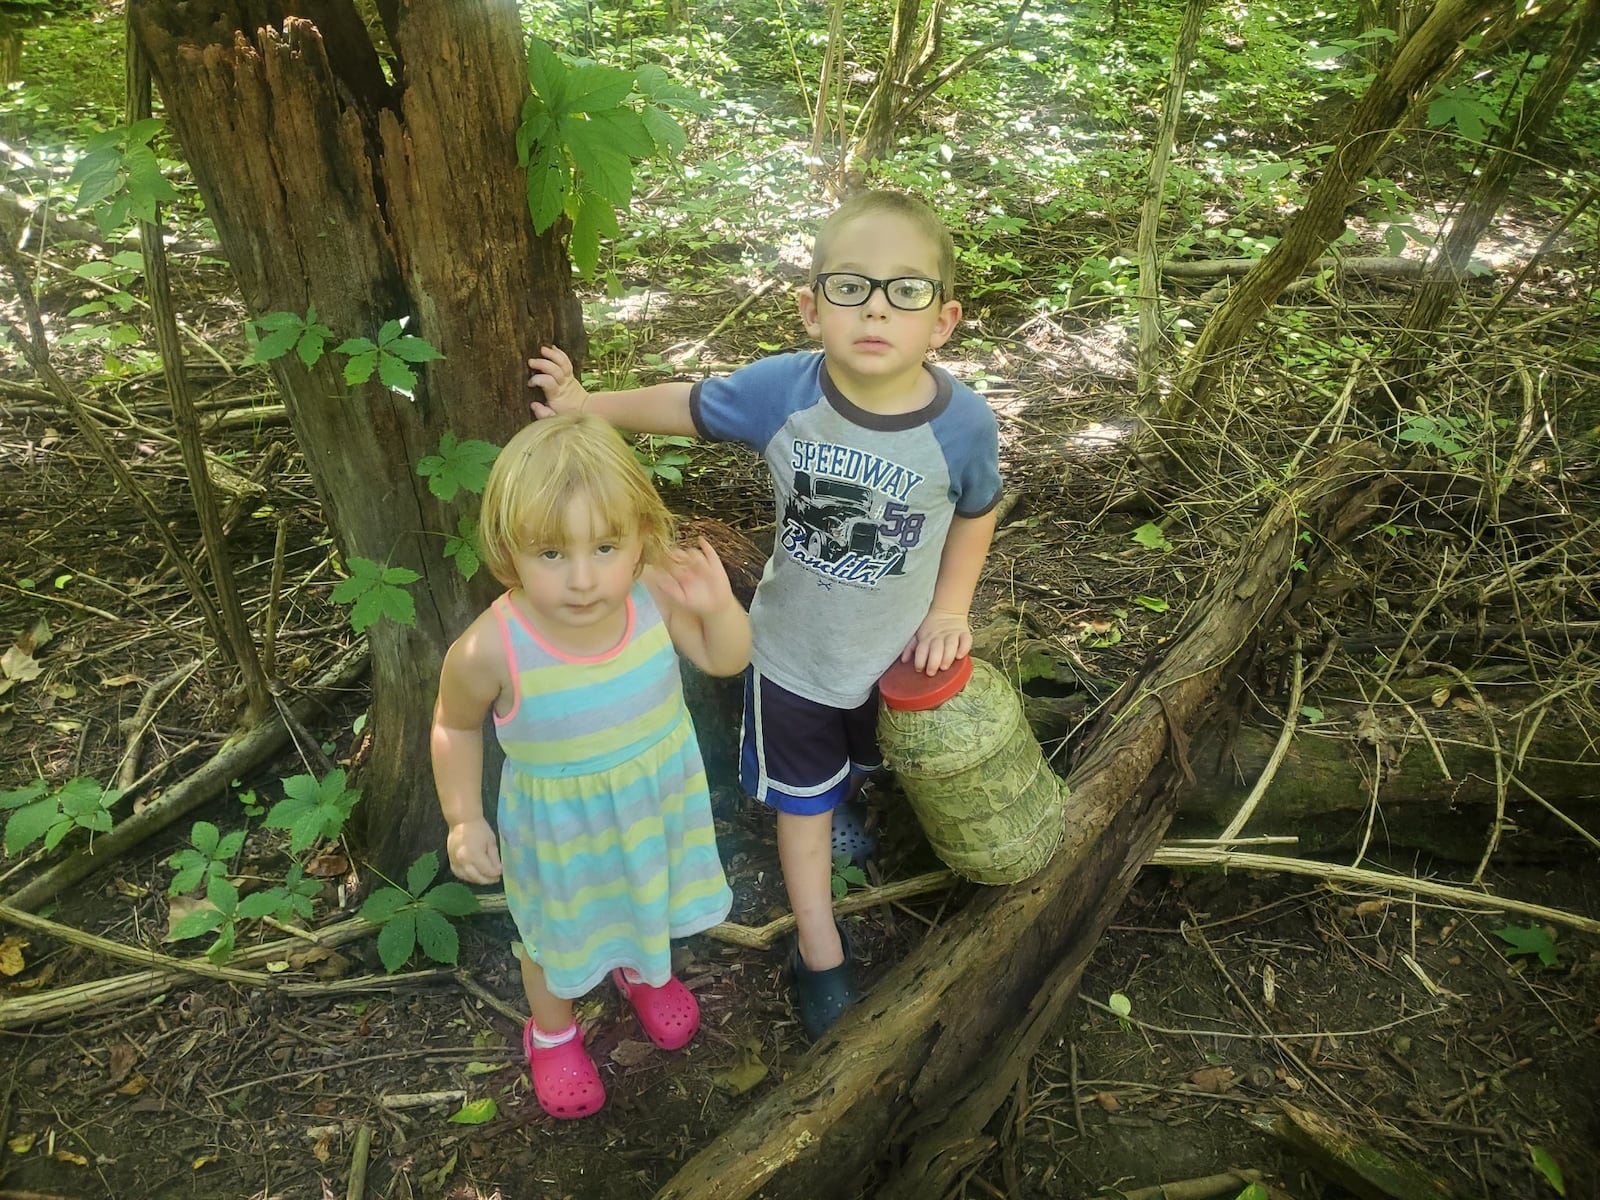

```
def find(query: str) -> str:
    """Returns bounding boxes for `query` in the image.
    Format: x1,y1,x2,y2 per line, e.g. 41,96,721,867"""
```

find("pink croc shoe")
613,970,701,1051
523,1021,605,1119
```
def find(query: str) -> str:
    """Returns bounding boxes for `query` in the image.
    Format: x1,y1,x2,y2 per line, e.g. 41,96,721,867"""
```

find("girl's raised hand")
526,344,590,418
655,538,736,617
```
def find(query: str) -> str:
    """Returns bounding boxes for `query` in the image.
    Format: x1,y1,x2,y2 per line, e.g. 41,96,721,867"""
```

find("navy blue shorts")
739,666,883,815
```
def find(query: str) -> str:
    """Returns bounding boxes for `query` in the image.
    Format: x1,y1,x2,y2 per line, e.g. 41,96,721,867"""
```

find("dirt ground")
5,267,1600,1200
5,105,1600,1197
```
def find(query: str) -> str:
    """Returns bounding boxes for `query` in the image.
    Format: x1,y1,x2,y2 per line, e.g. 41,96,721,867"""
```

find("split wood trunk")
654,442,1401,1200
127,1,582,875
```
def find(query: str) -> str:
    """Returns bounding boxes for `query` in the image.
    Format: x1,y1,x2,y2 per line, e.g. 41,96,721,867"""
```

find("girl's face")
509,495,644,653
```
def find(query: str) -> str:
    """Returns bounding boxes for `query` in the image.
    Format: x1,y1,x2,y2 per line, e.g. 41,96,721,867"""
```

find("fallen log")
654,440,1401,1200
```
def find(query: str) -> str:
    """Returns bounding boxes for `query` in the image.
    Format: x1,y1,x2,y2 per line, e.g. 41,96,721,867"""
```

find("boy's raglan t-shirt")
690,351,1002,709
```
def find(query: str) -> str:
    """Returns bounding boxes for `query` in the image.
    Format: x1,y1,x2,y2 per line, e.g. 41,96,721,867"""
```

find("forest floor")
4,252,1600,1200
3,27,1600,1182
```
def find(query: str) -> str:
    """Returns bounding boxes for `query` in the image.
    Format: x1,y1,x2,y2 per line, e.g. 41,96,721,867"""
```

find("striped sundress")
491,583,733,999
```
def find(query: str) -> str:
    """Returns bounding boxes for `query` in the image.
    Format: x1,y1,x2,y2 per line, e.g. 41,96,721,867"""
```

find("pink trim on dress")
492,595,523,727
493,591,638,726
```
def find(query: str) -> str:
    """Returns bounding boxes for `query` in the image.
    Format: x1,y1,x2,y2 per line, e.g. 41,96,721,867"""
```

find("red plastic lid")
879,655,973,711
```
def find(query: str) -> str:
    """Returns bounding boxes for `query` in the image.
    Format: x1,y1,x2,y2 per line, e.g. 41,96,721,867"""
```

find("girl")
431,413,751,1120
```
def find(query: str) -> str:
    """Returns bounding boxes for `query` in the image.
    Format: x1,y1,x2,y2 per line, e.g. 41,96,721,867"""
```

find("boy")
527,190,1002,1039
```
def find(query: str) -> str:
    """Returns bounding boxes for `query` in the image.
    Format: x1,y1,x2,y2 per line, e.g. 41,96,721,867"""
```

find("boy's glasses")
814,272,943,311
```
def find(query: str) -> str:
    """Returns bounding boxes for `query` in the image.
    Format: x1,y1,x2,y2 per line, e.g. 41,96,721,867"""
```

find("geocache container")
876,654,1066,885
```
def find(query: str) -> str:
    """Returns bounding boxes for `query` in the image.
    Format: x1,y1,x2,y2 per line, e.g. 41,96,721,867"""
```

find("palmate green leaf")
566,63,635,114
633,64,707,114
526,141,569,234
424,881,481,918
564,121,633,207
377,910,417,972
570,189,620,278
359,886,412,925
414,906,460,965
236,889,282,920
168,904,226,941
406,851,440,897
525,38,568,111
417,433,500,501
377,352,420,399
586,108,654,158
642,106,688,158
445,516,482,582
71,151,122,208
350,583,416,633
250,323,302,364
190,820,221,856
205,873,240,913
5,800,63,856
342,350,379,386
385,335,444,365
0,780,47,810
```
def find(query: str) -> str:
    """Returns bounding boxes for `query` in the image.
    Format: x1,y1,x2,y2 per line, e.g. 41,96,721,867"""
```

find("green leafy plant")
830,852,867,901
335,317,445,400
444,516,484,582
1427,84,1502,143
1529,1144,1567,1196
248,305,336,368
67,117,181,235
449,1097,498,1125
330,557,422,633
1131,523,1172,552
636,434,694,485
1494,923,1559,967
167,820,246,895
358,851,481,971
167,872,288,963
517,40,702,275
417,433,500,501
263,769,362,855
237,862,323,926
2,777,121,856
1397,412,1485,466
1107,990,1134,1032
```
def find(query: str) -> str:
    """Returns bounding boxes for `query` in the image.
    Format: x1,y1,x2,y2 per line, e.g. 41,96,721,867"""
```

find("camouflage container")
878,656,1065,884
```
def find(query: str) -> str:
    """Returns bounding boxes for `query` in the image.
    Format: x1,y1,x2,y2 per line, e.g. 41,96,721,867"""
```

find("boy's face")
798,212,961,399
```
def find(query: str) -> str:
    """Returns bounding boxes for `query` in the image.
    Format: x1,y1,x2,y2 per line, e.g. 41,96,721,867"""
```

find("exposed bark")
127,1,584,874
653,441,1401,1200
1165,0,1504,423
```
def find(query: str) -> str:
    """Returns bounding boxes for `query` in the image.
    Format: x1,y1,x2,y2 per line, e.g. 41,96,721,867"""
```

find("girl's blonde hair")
478,413,676,588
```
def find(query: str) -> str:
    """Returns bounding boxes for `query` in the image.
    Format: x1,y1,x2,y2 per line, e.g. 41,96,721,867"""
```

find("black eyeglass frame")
812,272,945,311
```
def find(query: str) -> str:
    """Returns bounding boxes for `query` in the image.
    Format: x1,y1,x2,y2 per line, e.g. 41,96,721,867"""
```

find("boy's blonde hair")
810,190,956,297
478,413,676,588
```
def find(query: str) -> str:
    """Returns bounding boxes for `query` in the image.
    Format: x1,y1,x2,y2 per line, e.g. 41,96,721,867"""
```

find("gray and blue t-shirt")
690,351,1002,708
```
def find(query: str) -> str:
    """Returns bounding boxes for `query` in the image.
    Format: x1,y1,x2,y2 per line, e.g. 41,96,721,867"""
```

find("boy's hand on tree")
904,611,972,675
526,344,590,418
446,818,503,885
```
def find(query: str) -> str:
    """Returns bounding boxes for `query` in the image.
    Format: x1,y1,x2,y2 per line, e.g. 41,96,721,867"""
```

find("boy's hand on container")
526,344,589,418
656,538,736,617
446,818,503,885
904,611,972,675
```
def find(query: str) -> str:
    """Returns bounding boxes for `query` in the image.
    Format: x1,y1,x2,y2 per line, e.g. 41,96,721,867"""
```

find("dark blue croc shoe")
830,802,875,869
790,922,858,1041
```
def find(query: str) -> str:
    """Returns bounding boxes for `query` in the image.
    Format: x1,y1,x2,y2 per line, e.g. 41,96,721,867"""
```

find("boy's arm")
527,344,697,436
431,627,505,885
904,508,999,674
